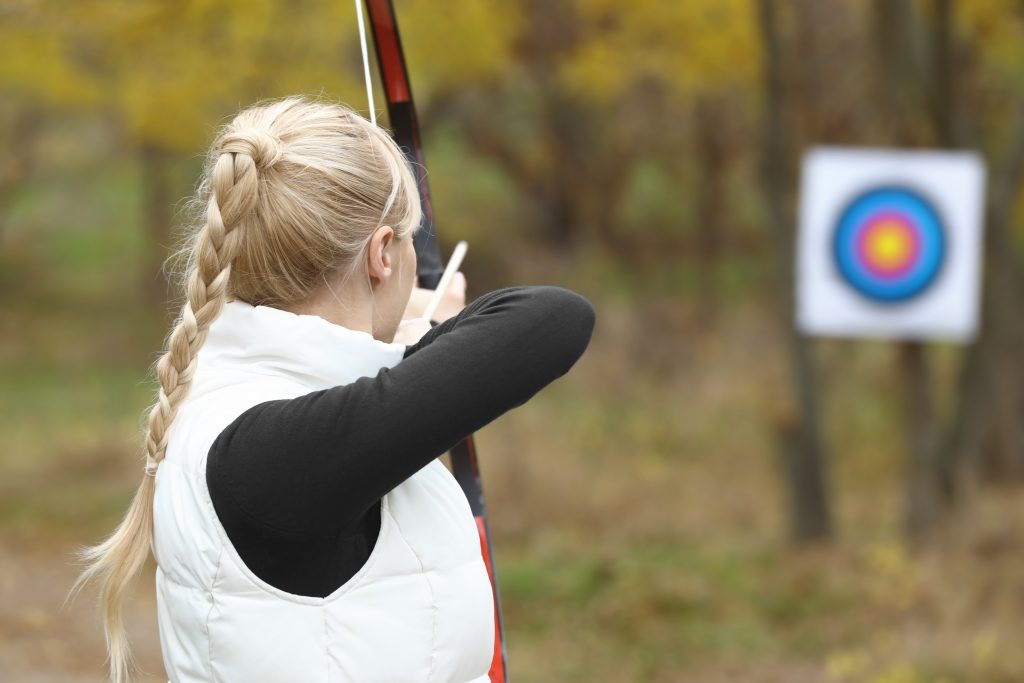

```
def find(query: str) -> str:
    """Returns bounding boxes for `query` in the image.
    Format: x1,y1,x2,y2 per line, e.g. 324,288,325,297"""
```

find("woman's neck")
285,278,375,335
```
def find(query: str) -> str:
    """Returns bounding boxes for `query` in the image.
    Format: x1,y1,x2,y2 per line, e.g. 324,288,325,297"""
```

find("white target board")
796,146,986,342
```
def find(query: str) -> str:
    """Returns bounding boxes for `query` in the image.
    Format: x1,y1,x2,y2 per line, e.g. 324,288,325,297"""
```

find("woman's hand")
403,271,467,323
393,317,433,346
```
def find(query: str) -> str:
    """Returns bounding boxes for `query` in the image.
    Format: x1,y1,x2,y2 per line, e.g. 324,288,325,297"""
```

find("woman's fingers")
393,317,432,345
435,272,466,322
451,271,466,295
403,273,467,323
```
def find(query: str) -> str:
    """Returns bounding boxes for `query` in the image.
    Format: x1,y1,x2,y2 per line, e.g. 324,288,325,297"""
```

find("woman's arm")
206,285,595,540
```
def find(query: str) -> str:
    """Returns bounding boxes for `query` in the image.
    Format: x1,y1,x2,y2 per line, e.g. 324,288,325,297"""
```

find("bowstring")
354,0,377,126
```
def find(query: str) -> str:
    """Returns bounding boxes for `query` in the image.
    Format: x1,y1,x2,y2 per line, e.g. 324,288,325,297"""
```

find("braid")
143,139,262,472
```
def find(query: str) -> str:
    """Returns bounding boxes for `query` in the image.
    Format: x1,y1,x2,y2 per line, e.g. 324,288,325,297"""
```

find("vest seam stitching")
206,545,224,683
389,511,439,682
323,603,330,682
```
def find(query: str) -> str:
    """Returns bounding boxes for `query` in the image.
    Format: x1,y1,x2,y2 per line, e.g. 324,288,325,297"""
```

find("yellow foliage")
94,0,367,150
2,0,371,151
865,662,954,683
0,2,102,107
863,540,920,612
0,0,522,149
826,648,870,681
563,0,760,102
958,0,1024,81
398,0,521,99
5,0,1017,155
3,0,761,144
971,632,998,671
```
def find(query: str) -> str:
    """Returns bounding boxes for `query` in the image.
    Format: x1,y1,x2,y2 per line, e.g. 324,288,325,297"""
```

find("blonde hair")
70,95,422,682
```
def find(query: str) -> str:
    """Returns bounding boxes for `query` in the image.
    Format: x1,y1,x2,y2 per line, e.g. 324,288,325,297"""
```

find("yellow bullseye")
865,220,914,271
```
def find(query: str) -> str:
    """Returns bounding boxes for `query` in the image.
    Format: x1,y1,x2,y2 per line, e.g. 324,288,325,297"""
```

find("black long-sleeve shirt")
205,286,595,597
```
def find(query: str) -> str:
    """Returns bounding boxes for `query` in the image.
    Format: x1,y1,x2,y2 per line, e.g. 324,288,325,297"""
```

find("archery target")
797,147,985,342
833,186,946,303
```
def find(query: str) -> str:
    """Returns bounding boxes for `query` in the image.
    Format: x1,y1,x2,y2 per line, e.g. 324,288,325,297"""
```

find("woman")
74,95,595,683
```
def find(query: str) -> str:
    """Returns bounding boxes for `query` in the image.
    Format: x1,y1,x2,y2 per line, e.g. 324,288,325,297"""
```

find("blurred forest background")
2,0,1024,681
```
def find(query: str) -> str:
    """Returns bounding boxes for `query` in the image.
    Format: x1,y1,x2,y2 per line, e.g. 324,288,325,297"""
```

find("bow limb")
361,2,509,681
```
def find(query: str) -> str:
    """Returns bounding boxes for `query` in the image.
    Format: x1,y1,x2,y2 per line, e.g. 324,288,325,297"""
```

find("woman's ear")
367,225,395,286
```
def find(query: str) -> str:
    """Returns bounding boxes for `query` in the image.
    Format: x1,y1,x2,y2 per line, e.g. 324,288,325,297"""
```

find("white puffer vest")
152,300,495,683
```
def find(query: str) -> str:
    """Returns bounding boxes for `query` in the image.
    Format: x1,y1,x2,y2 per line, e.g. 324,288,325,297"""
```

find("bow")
359,2,509,680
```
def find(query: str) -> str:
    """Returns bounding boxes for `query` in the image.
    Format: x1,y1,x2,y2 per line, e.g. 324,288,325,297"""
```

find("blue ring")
831,186,947,303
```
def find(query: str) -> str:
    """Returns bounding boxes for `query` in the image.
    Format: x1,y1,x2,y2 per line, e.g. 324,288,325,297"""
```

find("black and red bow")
361,2,509,680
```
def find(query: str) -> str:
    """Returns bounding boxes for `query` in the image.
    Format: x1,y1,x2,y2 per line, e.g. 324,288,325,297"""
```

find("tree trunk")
139,143,176,308
871,0,947,537
758,0,832,543
694,97,728,325
902,343,941,536
968,106,1024,483
0,105,46,235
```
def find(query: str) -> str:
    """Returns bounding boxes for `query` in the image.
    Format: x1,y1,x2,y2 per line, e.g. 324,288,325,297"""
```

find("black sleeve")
206,286,595,543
